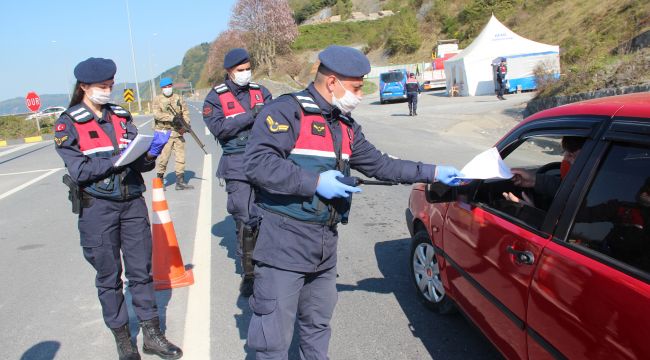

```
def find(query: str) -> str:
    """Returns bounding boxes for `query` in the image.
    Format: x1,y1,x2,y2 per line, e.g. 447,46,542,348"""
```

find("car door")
440,118,602,359
526,118,650,359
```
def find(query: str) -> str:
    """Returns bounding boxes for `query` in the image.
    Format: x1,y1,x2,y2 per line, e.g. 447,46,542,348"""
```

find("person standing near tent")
405,72,420,116
495,57,508,100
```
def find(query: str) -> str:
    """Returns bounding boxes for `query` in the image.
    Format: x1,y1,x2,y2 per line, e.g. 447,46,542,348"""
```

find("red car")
405,93,650,359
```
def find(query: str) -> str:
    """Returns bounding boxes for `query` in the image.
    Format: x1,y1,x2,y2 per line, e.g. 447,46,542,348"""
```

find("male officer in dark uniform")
405,72,420,116
495,57,508,100
243,45,461,359
202,48,272,296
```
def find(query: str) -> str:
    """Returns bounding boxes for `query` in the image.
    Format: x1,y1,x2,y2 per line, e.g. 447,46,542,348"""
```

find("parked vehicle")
405,93,650,359
421,39,461,90
26,106,66,121
379,69,408,104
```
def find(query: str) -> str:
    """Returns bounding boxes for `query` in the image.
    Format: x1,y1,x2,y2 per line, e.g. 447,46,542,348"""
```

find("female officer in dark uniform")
53,57,182,360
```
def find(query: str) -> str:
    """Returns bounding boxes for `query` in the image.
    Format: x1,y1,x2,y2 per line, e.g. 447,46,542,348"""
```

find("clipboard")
113,134,153,167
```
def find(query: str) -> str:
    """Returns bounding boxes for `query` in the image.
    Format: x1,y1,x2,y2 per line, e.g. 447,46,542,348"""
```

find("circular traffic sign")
25,91,41,112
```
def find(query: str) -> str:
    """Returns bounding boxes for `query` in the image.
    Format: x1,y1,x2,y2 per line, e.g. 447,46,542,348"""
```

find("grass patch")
363,80,378,95
292,17,392,51
0,114,53,140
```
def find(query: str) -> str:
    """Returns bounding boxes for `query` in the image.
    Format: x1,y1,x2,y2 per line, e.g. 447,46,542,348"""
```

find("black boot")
110,324,141,360
157,173,166,191
175,174,194,190
140,317,183,359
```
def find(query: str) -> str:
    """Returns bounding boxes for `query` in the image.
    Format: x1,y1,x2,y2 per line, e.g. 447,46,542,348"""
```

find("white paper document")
449,147,512,185
113,134,153,167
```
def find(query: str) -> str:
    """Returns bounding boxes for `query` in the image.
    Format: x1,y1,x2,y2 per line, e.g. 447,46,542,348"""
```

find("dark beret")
73,57,117,83
318,45,371,78
223,48,250,69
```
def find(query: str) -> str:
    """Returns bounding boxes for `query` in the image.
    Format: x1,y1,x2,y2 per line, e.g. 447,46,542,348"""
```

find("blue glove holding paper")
316,170,362,199
434,165,462,186
148,130,171,157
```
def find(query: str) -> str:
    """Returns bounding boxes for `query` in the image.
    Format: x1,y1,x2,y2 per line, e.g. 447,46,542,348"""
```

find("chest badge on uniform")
311,121,326,137
227,102,235,110
255,94,261,101
266,115,289,133
120,121,126,130
54,135,68,146
89,131,99,139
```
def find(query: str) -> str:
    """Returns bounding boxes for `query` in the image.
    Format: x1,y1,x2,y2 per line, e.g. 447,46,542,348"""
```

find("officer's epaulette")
214,83,229,94
249,82,260,89
109,104,131,118
290,91,321,114
63,104,94,123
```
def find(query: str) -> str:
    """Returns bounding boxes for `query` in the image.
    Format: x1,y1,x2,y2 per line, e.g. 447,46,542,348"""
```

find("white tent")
444,15,560,96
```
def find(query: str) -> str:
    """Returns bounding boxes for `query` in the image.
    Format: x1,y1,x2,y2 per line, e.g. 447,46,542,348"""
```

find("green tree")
385,10,422,55
335,0,352,20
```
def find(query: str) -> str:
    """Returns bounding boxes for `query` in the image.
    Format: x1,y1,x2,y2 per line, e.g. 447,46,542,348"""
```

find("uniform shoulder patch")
203,105,213,117
54,135,68,147
266,115,289,133
55,123,66,132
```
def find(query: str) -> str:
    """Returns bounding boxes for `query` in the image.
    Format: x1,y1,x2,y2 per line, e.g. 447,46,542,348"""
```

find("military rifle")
167,104,208,155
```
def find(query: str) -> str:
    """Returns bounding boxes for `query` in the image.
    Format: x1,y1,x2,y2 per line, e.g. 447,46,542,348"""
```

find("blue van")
379,69,408,104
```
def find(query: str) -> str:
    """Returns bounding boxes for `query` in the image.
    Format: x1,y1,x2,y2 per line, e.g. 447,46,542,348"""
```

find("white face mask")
331,79,361,114
232,70,252,86
162,87,173,97
88,88,112,105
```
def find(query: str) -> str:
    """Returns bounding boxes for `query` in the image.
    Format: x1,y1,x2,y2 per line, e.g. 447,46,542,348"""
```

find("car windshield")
381,72,404,83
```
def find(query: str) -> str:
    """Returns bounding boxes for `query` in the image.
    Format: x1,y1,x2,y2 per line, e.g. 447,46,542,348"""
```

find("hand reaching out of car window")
503,191,535,207
511,168,536,188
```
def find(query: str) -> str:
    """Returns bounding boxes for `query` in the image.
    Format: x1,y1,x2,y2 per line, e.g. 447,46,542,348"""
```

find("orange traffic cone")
151,177,194,290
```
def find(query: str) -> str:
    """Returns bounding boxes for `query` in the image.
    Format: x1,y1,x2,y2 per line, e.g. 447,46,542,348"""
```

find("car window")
569,142,650,274
381,72,404,83
473,136,575,231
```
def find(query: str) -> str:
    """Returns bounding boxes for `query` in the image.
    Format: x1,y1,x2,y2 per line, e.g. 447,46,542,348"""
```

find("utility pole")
125,0,142,112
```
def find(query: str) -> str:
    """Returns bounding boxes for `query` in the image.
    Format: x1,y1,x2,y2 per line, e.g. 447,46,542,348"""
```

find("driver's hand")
502,191,535,207
511,168,536,188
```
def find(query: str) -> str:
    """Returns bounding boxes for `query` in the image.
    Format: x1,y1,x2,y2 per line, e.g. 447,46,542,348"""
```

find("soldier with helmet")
153,77,194,190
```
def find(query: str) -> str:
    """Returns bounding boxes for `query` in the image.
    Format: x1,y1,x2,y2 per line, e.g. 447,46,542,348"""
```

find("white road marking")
0,167,64,176
0,168,62,201
182,153,212,359
139,118,153,128
204,125,210,137
0,142,41,158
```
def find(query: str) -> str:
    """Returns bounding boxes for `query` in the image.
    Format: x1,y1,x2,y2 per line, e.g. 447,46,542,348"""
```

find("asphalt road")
0,90,533,359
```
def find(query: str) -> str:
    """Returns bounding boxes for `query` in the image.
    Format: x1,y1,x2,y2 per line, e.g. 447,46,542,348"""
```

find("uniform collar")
225,77,248,95
306,83,341,120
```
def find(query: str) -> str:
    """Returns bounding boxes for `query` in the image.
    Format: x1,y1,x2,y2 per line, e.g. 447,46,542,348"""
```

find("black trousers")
79,196,157,329
407,93,418,113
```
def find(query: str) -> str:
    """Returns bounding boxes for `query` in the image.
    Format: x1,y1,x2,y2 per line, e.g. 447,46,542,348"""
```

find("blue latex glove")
316,170,362,199
434,165,462,186
148,130,171,157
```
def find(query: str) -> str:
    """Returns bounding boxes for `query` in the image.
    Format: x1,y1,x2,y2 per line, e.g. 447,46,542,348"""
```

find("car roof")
523,92,650,125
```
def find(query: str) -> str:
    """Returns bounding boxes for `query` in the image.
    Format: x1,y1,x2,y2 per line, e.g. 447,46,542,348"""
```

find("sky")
0,0,236,102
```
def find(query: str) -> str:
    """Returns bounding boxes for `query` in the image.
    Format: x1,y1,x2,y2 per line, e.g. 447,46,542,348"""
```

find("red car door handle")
506,246,535,265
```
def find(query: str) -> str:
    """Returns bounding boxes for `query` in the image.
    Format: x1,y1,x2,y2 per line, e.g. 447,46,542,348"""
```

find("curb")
0,134,53,147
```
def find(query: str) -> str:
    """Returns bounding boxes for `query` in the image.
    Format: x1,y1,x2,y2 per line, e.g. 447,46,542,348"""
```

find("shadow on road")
337,238,502,360
19,341,60,360
163,170,200,186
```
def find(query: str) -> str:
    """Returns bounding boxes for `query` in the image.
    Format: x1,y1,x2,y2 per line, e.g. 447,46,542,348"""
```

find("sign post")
123,88,135,112
25,91,42,134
